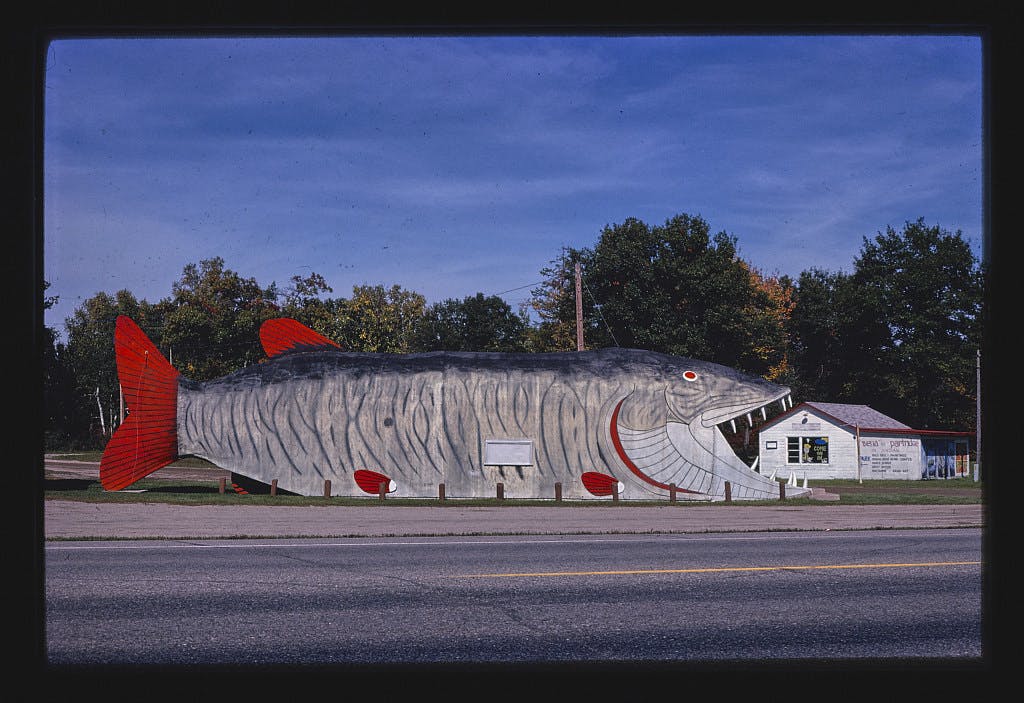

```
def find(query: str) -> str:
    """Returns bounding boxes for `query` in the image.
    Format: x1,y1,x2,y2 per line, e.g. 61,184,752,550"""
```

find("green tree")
60,289,162,445
330,284,426,353
851,219,982,428
787,268,893,406
414,293,530,352
278,272,337,341
529,214,792,376
161,257,280,380
787,219,981,429
42,282,80,448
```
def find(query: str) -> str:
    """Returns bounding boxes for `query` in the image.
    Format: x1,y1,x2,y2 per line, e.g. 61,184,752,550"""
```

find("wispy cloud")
44,34,983,335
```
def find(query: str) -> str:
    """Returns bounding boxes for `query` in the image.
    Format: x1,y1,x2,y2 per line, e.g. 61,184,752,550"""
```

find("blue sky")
43,33,983,338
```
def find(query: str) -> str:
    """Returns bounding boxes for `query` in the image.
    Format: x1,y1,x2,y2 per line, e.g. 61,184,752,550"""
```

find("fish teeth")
721,399,785,434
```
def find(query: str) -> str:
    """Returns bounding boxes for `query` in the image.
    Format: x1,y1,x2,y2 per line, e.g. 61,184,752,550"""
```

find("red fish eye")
682,370,698,382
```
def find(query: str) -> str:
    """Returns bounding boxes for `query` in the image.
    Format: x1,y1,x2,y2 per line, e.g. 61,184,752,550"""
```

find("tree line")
43,214,983,450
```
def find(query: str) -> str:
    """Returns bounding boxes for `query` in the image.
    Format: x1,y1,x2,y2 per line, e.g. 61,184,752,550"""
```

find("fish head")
610,353,799,499
662,359,790,429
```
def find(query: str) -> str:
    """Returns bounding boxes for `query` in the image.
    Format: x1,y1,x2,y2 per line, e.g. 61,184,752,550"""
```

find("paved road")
45,529,983,665
44,500,984,539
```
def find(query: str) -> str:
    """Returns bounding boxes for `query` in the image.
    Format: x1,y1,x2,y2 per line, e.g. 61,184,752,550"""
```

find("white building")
757,402,972,481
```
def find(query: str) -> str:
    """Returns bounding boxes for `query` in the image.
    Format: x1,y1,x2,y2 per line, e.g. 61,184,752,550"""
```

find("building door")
955,440,969,476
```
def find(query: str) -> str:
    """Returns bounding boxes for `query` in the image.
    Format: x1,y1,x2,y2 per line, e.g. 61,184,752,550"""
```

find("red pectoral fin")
354,470,396,494
581,472,621,497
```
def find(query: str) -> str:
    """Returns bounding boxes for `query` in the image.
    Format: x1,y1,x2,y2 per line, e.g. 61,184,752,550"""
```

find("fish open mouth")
610,392,795,498
704,392,794,433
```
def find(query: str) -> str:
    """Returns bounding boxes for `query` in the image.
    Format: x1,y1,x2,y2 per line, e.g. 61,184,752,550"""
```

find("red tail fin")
100,316,180,491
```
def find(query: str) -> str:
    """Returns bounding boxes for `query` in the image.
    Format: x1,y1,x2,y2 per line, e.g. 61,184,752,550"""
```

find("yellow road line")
455,561,981,578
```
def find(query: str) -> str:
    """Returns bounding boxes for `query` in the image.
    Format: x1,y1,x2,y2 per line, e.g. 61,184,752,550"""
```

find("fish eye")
682,370,698,382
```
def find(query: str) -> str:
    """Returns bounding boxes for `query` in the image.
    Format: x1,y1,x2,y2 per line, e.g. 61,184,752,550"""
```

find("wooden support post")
779,481,786,501
496,482,504,500
669,483,677,503
218,477,226,494
378,481,387,502
611,482,619,503
554,482,562,502
438,483,446,501
324,479,332,498
271,479,278,497
724,481,732,503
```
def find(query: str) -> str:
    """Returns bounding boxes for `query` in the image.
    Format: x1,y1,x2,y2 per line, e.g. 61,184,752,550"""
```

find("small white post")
95,387,105,436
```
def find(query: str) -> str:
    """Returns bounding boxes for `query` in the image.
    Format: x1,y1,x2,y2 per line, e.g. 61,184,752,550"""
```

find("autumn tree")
326,284,426,353
528,246,584,352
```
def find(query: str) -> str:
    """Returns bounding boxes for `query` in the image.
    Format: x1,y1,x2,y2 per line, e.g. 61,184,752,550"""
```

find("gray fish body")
177,347,806,500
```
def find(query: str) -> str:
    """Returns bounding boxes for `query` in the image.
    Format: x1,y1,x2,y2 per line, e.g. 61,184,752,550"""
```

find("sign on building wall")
858,436,921,478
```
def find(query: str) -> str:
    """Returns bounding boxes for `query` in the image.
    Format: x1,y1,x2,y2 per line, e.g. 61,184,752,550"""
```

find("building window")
787,436,829,464
787,437,800,463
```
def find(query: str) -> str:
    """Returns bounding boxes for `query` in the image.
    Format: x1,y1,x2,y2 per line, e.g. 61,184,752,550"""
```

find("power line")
581,276,620,347
489,281,546,297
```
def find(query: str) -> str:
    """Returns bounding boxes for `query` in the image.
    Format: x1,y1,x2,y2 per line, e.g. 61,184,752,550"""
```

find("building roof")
761,401,973,438
801,402,913,430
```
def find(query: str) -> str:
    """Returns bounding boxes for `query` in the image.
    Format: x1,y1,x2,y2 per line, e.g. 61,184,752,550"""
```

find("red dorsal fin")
259,318,341,357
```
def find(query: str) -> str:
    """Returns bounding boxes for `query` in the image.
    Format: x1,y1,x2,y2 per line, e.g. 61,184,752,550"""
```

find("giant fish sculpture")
100,316,808,500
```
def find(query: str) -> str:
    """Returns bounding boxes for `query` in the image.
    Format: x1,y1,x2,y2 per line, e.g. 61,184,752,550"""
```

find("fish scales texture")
176,346,802,499
179,350,618,497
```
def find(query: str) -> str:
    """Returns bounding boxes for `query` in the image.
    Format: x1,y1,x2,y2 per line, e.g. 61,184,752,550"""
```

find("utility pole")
856,425,862,484
975,348,981,482
574,262,584,352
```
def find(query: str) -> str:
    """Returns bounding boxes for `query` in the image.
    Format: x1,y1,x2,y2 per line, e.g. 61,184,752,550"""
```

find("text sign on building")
858,437,921,478
484,439,534,466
